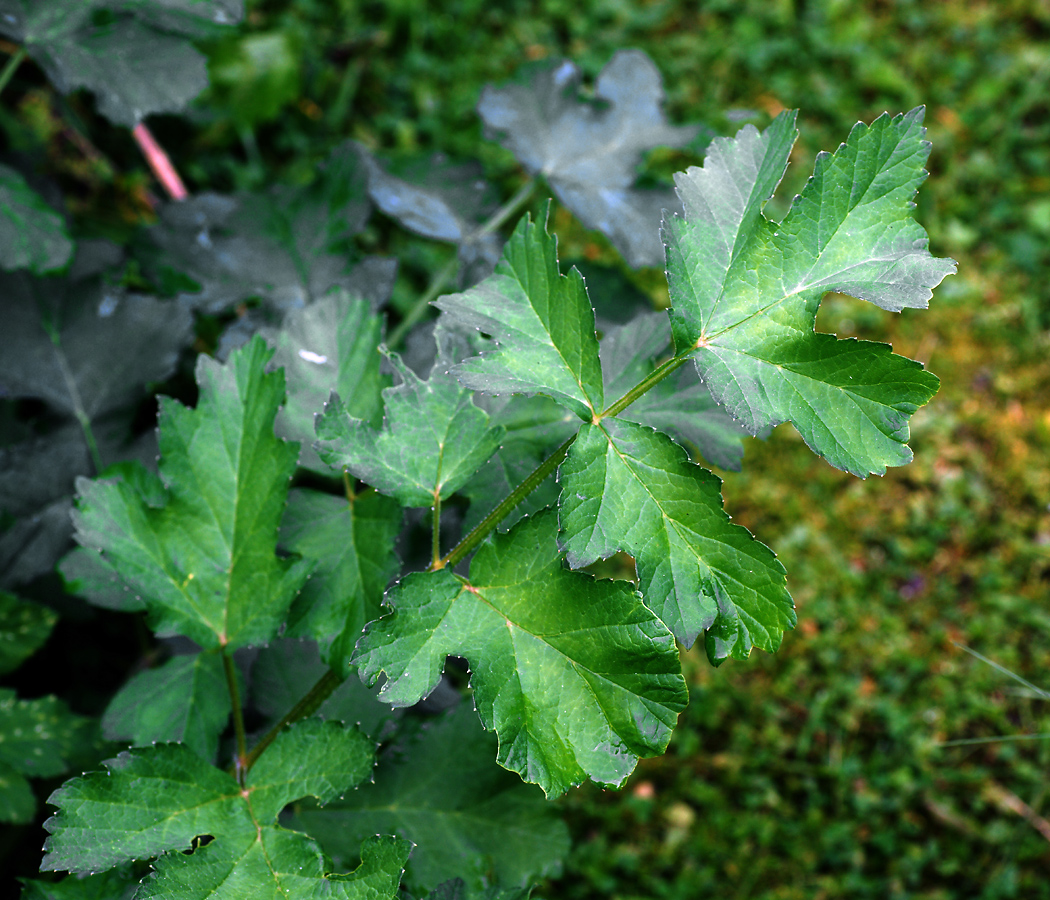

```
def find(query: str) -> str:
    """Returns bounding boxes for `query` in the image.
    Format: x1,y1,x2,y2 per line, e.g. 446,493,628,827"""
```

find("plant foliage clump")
0,19,955,898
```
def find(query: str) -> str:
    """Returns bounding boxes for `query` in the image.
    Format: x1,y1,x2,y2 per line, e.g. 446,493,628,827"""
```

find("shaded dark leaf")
478,50,696,267
0,0,238,126
0,164,73,274
149,145,371,314
291,705,569,895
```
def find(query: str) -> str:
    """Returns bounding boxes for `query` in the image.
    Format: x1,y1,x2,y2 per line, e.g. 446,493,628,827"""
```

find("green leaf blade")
246,718,376,820
435,210,604,421
0,761,35,823
701,331,940,476
0,689,90,779
775,107,959,313
280,488,402,671
316,353,504,507
664,108,954,476
138,823,409,900
265,289,390,473
41,743,246,874
71,337,313,649
355,510,687,797
43,720,393,896
664,111,797,346
559,420,793,659
0,591,57,674
102,652,231,762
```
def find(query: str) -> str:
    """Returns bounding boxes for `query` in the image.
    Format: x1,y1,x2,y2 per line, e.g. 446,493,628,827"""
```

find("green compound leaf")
601,311,751,471
0,1,238,127
291,704,569,896
435,208,605,421
664,107,955,477
0,164,73,274
316,351,504,508
280,488,402,672
559,419,794,661
354,509,687,797
265,289,390,472
71,337,313,650
102,651,231,763
41,719,394,898
0,591,57,675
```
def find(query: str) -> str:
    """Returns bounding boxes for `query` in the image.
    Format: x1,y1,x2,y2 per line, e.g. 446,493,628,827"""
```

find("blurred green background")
6,0,1049,897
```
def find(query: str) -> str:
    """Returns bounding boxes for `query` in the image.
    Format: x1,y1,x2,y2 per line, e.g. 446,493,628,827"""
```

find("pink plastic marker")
132,122,188,201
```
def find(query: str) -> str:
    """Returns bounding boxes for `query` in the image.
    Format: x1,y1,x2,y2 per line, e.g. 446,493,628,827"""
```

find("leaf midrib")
507,268,598,418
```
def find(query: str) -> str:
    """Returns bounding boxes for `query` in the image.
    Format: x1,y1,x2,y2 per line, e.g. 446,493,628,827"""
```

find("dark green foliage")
291,705,570,895
0,594,92,824
101,651,231,762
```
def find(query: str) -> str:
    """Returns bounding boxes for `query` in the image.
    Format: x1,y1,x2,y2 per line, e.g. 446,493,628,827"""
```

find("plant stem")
387,254,459,348
0,46,26,98
437,433,577,570
600,354,689,419
242,668,343,774
240,122,262,167
73,411,104,475
222,651,248,783
386,177,536,348
431,353,693,570
431,494,442,567
475,177,537,237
